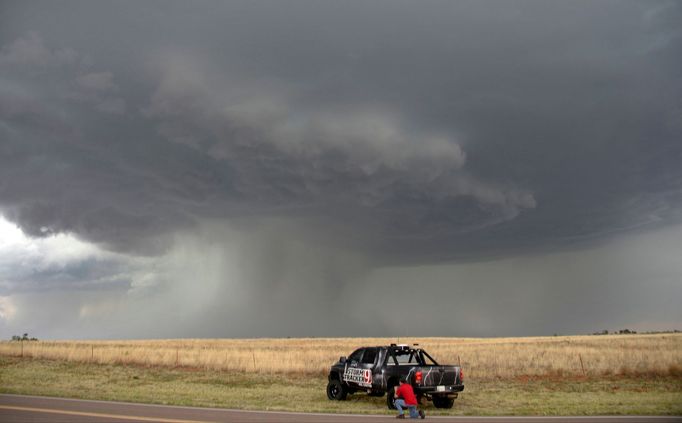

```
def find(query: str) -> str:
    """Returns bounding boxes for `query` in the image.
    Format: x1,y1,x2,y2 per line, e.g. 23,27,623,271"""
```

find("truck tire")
386,385,397,409
432,396,455,409
326,379,348,401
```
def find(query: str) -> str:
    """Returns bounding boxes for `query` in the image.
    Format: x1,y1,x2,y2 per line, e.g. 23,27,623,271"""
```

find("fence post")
579,354,586,376
91,345,94,362
176,348,179,366
252,351,257,372
20,339,23,358
458,355,461,367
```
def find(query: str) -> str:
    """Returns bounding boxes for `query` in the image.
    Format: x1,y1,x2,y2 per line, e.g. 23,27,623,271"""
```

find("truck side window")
348,349,363,362
361,348,377,364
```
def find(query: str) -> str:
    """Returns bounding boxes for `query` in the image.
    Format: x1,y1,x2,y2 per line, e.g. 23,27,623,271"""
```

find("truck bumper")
417,384,464,396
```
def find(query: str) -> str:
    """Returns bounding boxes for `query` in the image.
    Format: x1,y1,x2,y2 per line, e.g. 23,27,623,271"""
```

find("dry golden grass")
1,334,680,379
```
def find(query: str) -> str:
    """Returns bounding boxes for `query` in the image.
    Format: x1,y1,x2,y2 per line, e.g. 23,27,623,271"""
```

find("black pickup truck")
326,344,464,409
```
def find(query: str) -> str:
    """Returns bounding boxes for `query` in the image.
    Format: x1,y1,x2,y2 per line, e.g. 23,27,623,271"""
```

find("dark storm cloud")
0,1,681,337
1,1,679,262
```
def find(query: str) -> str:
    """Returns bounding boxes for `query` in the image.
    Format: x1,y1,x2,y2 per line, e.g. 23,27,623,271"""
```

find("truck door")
358,348,378,388
342,348,370,389
343,348,376,389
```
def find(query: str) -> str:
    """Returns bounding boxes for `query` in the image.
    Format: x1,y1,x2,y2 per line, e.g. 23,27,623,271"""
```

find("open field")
1,357,681,416
1,334,681,379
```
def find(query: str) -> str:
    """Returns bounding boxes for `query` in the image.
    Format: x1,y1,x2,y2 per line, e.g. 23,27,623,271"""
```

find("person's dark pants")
395,399,419,418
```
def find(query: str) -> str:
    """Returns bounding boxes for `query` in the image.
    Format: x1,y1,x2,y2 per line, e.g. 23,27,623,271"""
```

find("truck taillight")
460,369,464,382
415,371,422,384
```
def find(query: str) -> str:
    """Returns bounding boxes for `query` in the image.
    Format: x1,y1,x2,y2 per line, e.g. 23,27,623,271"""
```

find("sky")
0,1,681,339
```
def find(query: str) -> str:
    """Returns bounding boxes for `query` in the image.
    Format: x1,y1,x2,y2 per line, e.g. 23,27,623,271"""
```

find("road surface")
0,394,679,423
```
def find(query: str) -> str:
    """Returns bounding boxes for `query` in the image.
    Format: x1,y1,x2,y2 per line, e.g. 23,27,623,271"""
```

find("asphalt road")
0,394,680,423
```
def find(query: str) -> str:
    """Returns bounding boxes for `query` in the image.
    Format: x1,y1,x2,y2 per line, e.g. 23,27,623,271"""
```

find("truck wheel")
326,379,348,401
432,396,455,409
386,385,397,409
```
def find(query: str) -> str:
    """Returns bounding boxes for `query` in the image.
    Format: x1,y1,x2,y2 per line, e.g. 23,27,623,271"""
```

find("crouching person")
394,377,425,419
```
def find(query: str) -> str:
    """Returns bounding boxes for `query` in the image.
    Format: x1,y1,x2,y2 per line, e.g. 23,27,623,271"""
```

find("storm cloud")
0,1,681,338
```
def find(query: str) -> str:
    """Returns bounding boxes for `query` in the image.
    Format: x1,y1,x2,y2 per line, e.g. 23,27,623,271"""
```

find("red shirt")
395,383,418,406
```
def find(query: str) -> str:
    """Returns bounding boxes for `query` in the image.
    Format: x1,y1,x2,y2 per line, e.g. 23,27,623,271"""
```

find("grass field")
1,357,681,415
1,334,681,415
1,334,681,378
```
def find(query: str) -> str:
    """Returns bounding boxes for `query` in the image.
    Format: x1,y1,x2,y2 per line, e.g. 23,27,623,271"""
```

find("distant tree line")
591,329,681,335
10,333,38,341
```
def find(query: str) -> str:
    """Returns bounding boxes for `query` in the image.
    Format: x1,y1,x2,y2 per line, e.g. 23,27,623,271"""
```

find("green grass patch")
0,357,680,415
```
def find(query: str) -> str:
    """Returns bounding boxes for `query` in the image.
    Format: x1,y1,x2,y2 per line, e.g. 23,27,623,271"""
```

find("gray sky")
0,1,681,339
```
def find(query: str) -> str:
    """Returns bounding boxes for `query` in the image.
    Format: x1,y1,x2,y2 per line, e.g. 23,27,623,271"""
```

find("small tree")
10,333,38,341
